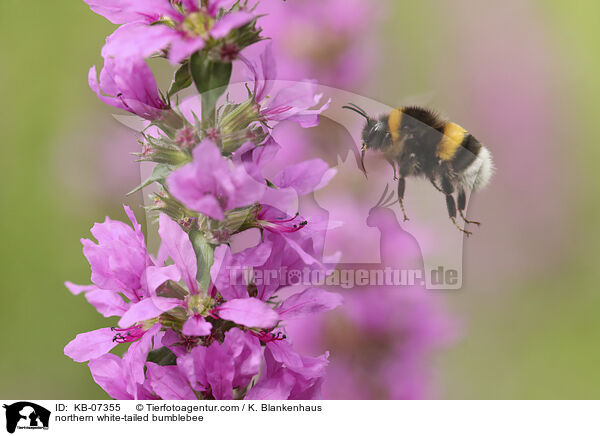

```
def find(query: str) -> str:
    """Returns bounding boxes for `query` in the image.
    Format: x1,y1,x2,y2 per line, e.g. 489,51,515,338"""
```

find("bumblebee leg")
397,177,409,221
386,157,398,180
429,177,444,193
442,178,472,236
457,189,481,226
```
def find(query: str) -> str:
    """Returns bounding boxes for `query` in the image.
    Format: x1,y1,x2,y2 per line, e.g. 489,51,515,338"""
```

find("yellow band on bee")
437,122,467,161
388,108,403,142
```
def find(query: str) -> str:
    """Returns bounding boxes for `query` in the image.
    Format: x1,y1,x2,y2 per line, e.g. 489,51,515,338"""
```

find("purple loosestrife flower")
240,43,330,128
65,208,340,399
69,0,351,401
280,195,453,399
126,214,280,331
245,340,328,400
175,328,262,400
88,348,157,400
89,55,169,120
167,140,265,220
63,207,181,364
288,288,452,400
86,0,255,63
255,0,381,89
171,296,340,399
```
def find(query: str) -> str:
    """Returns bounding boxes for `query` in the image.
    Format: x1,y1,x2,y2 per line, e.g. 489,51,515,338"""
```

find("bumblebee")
343,103,494,235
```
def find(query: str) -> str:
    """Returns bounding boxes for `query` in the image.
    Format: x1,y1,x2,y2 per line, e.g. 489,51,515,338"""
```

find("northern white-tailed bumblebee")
343,103,494,236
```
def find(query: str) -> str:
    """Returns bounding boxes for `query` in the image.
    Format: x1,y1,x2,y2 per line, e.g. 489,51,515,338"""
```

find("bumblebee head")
361,118,390,151
343,103,389,177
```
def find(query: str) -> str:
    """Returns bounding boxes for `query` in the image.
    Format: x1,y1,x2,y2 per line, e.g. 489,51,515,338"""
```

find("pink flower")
176,328,262,399
75,205,149,302
88,354,156,400
64,208,188,364
89,54,168,120
324,288,452,399
68,0,348,399
246,340,328,400
240,43,330,128
167,140,266,220
88,0,255,63
255,0,381,89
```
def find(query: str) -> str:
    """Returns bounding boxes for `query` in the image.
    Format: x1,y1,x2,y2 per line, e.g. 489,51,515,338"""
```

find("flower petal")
277,288,343,320
273,159,337,196
123,204,146,246
205,342,235,400
85,289,129,317
245,371,294,400
224,329,263,387
218,298,278,328
144,265,181,297
210,12,254,39
88,354,131,399
118,298,180,328
123,324,161,396
266,340,303,369
64,281,96,295
182,315,212,337
167,37,205,64
102,23,177,60
146,362,196,400
64,328,118,363
83,0,173,24
158,214,198,293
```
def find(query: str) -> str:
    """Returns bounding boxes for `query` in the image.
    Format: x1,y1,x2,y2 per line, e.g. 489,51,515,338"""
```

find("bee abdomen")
451,133,482,172
436,122,467,161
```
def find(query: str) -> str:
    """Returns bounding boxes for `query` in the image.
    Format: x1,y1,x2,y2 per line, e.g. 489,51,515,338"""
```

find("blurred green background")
1,0,599,399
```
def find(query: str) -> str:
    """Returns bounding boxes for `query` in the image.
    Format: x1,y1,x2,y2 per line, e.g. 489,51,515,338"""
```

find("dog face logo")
3,402,50,433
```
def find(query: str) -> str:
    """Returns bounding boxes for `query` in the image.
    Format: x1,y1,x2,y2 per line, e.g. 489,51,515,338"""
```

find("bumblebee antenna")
342,104,370,121
347,103,369,116
343,103,371,178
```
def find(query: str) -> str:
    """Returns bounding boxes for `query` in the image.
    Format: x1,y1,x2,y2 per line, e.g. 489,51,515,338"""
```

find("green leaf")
189,51,232,127
146,346,177,366
168,61,193,98
127,164,172,195
190,229,215,291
